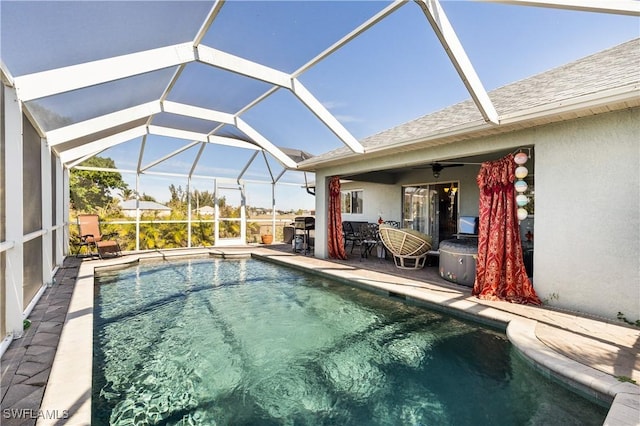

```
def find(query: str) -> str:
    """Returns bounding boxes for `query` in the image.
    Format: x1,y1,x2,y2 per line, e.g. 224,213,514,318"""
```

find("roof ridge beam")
159,65,187,103
261,151,275,182
140,140,200,172
188,143,207,178
193,0,226,46
149,125,214,144
197,45,293,88
291,78,365,153
67,152,105,170
148,125,261,150
14,43,196,101
415,0,500,124
208,135,261,150
47,101,161,146
162,100,235,124
236,87,280,116
198,46,365,154
73,165,137,174
58,125,147,164
47,100,239,147
294,0,407,77
484,0,640,16
235,118,298,168
237,151,261,182
197,44,366,153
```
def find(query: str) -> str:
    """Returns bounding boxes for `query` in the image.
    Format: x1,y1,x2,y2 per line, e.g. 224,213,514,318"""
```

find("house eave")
499,82,640,125
298,83,640,171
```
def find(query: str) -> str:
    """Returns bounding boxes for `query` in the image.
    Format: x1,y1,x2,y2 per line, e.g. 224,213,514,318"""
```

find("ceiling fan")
419,162,465,178
411,159,484,178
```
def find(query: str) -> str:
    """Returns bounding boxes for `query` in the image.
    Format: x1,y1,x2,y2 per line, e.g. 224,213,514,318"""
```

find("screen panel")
23,115,42,234
23,237,43,306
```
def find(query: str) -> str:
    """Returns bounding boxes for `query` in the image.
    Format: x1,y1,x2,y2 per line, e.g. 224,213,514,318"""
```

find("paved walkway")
1,248,639,425
1,256,81,426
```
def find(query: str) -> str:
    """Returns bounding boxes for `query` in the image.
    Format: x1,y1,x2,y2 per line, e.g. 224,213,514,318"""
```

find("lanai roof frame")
1,0,638,185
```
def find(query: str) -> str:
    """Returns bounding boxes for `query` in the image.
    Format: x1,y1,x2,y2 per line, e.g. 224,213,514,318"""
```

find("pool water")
93,258,607,425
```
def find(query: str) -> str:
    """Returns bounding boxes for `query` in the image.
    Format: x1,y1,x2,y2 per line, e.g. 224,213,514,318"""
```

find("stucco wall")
315,108,639,320
339,181,402,224
533,108,640,320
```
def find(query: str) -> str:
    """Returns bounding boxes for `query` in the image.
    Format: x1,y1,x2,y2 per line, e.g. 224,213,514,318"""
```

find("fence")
69,218,298,253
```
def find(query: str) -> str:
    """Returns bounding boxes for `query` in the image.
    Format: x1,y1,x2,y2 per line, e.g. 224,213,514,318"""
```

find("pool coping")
37,248,639,425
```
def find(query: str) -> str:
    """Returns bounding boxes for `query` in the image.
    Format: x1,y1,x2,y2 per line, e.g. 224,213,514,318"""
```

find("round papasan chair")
378,224,433,269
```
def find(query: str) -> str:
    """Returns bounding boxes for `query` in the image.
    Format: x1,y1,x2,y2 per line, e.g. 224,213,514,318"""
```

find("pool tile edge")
508,319,640,425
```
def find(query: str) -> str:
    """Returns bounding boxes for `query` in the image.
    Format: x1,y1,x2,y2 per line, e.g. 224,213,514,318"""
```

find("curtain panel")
473,154,541,305
327,176,347,260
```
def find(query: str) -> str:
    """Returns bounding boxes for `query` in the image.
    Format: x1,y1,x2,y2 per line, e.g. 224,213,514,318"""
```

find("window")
341,190,363,214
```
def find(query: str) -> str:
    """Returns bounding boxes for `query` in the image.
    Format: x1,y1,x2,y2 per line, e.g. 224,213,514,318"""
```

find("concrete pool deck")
1,246,638,425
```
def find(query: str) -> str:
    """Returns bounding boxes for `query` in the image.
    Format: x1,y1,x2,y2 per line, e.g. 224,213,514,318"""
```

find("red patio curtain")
473,154,541,305
328,176,347,260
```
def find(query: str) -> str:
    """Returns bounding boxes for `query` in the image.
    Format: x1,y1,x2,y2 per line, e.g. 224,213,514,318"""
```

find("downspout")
304,172,315,195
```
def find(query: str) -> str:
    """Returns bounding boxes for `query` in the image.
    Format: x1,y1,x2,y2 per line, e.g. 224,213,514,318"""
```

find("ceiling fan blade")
411,161,478,170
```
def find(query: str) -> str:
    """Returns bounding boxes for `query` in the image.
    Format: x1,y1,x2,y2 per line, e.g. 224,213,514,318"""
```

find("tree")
119,188,136,201
168,185,222,214
70,156,128,212
193,189,215,209
168,184,187,212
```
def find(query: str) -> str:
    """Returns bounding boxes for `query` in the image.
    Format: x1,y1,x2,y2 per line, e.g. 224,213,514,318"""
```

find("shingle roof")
303,38,640,167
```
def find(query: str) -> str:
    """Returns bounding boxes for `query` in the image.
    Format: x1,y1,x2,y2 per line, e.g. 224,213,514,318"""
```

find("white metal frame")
1,0,638,353
3,84,24,342
213,180,247,247
12,0,636,185
486,0,640,16
415,0,499,124
1,83,68,356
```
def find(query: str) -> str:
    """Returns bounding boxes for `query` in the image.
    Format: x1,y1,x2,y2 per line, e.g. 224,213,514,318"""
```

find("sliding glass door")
402,186,431,233
402,182,458,249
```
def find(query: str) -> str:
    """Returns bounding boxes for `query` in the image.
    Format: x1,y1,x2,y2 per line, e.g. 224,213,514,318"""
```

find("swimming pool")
93,257,607,425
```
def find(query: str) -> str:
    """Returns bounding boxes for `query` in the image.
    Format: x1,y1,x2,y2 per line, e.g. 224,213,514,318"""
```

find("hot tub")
439,238,478,287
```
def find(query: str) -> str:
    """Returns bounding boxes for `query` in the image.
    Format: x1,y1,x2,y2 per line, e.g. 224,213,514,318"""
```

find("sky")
2,1,639,211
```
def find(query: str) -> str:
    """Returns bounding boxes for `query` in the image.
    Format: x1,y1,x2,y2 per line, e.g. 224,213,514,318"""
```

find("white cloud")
321,100,347,110
334,115,363,123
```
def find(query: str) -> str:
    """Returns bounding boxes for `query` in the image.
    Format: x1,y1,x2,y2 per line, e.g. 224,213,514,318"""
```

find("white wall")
339,181,402,224
533,108,640,319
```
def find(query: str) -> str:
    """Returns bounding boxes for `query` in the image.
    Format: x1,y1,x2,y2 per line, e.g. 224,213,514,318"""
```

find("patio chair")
378,224,432,270
342,221,360,253
76,214,122,259
358,223,380,258
382,220,401,229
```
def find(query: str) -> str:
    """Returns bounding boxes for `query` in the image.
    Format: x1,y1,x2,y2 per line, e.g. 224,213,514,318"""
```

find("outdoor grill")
293,216,315,254
294,216,315,231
